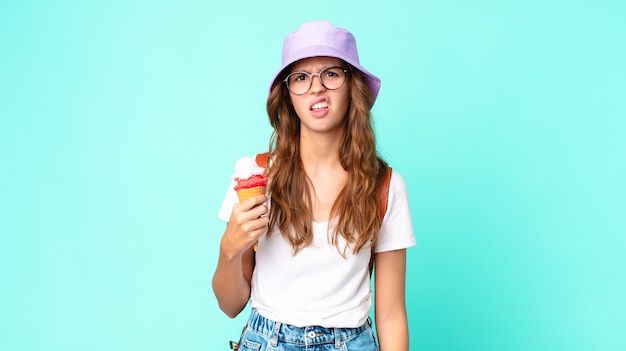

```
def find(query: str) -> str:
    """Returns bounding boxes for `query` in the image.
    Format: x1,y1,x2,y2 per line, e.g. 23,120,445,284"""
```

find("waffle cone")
237,186,266,202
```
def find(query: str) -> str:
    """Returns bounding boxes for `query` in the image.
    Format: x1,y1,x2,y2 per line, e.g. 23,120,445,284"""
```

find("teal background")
1,0,625,350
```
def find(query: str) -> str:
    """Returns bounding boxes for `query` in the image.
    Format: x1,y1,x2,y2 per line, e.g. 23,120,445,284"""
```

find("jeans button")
308,331,316,338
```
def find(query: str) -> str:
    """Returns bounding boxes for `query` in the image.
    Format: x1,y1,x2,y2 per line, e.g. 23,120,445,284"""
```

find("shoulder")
389,169,409,197
386,169,410,217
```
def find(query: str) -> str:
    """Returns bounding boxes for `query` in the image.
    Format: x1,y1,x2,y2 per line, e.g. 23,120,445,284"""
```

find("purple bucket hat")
269,20,381,102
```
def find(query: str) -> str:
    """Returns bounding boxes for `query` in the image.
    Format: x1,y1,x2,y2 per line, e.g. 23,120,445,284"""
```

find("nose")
309,74,326,93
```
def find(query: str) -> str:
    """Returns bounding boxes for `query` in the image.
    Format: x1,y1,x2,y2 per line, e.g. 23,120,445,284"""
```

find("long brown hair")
265,62,389,254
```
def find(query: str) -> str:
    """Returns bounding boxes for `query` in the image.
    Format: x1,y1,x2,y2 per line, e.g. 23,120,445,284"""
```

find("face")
287,57,351,137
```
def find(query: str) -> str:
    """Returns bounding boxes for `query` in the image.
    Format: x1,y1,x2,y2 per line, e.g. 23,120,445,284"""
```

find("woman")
214,20,415,351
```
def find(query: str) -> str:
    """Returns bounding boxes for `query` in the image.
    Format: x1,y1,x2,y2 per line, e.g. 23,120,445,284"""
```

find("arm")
374,248,409,351
212,194,268,318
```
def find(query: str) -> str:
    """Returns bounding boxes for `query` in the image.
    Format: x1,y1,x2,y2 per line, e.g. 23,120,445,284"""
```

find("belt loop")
334,327,341,349
271,320,281,347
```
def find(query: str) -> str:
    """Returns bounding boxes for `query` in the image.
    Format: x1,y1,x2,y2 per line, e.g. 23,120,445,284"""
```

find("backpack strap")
370,166,392,277
378,167,392,221
255,152,269,169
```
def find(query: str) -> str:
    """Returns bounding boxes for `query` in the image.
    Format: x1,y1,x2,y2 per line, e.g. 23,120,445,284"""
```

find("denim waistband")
246,308,370,347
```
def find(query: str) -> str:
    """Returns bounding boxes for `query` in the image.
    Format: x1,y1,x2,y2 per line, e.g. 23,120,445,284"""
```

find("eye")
323,67,344,79
290,73,309,83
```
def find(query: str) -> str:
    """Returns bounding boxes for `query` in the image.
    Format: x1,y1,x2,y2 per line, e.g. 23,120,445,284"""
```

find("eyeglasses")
283,66,349,95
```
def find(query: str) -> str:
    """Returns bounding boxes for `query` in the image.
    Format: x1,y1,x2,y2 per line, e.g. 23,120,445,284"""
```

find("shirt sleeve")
375,170,416,253
217,179,238,222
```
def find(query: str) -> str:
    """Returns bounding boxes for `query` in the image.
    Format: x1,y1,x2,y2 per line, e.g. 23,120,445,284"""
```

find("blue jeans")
237,309,379,351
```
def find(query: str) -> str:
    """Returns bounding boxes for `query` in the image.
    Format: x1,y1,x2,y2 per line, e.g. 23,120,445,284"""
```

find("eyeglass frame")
283,66,350,95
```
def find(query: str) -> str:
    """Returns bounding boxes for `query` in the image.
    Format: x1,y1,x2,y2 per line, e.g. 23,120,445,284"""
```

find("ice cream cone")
237,185,266,203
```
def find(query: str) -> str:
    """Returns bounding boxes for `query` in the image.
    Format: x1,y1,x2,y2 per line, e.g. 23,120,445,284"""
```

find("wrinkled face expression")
287,57,351,136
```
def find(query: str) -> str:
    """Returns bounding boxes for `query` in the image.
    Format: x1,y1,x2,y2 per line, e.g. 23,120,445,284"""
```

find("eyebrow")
290,65,338,73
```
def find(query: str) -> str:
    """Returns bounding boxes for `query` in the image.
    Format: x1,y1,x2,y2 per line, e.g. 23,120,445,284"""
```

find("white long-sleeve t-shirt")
218,169,416,328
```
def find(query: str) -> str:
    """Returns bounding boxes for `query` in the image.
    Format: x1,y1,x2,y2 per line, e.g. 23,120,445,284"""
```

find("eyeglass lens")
285,67,347,95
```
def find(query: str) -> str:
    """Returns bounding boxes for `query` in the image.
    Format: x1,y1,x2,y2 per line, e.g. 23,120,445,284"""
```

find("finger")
239,220,268,247
241,215,269,234
249,203,268,218
233,195,267,212
247,225,268,242
231,205,268,227
237,194,267,210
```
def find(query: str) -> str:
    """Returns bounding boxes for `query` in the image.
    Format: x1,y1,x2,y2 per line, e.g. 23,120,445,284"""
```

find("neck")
299,130,343,168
